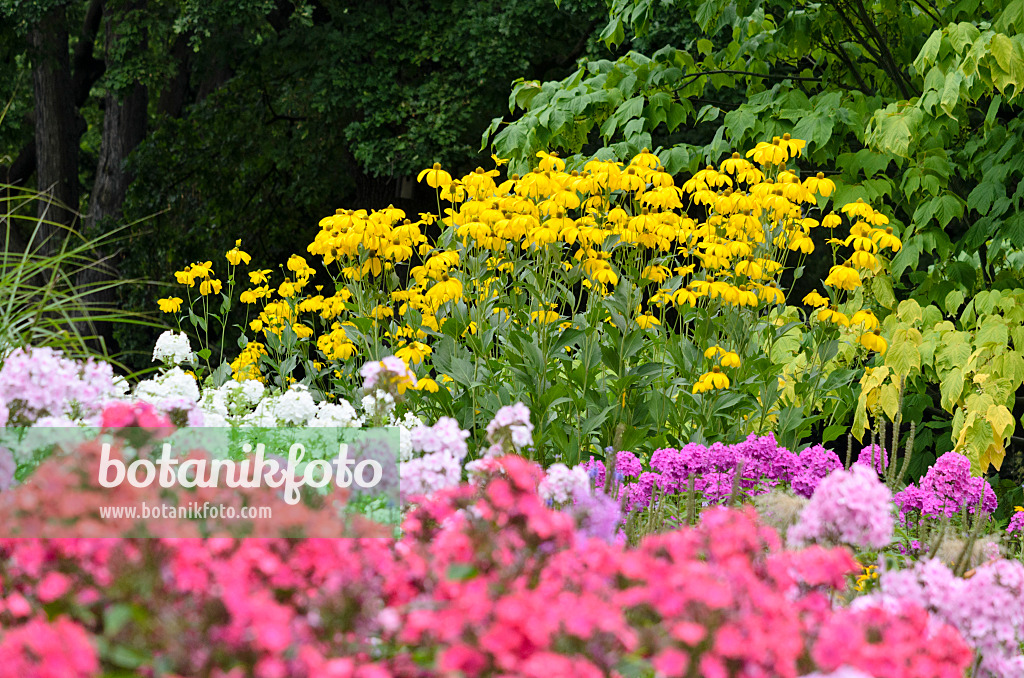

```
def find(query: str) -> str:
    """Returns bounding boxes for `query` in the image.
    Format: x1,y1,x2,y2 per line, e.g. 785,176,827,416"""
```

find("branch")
846,0,914,98
908,0,942,25
72,0,106,107
823,37,873,94
674,68,845,95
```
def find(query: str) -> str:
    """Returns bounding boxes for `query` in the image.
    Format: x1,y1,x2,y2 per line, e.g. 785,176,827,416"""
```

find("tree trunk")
28,6,80,251
77,3,150,351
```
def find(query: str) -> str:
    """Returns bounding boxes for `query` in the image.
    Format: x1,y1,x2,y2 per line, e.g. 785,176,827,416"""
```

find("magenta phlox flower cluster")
853,444,888,475
579,450,642,489
0,347,120,426
788,465,894,550
620,435,850,511
1008,511,1024,535
571,489,623,543
791,445,843,498
894,452,997,518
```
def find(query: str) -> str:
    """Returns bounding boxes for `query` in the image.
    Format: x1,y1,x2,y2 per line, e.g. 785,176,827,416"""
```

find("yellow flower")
817,306,850,327
720,351,741,368
824,264,862,291
190,261,213,279
491,154,510,167
249,269,272,284
802,291,829,308
395,341,432,365
226,241,251,266
158,297,183,313
851,309,880,330
860,330,887,354
174,269,196,287
536,150,565,172
849,250,880,271
531,309,560,324
841,199,874,220
704,345,725,359
415,377,440,393
693,366,730,393
821,214,842,228
803,172,836,198
417,163,453,189
872,226,902,252
199,278,223,296
636,313,660,329
641,265,671,284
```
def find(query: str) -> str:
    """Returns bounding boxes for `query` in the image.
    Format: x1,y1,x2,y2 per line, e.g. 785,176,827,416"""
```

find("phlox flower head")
791,444,843,498
571,488,622,543
539,463,590,504
895,451,997,518
1007,510,1024,535
409,416,470,460
578,449,642,489
152,330,195,366
359,356,417,396
853,444,887,475
788,464,894,550
0,347,121,425
484,402,533,454
134,366,200,409
101,401,172,430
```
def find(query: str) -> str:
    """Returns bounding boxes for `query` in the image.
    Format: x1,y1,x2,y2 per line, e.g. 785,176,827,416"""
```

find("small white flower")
152,331,194,366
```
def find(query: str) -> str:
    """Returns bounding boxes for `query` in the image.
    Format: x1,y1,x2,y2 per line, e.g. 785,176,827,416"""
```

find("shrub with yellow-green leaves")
856,291,1024,475
160,135,901,463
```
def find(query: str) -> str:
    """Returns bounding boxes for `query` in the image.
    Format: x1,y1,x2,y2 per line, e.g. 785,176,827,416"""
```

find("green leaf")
940,70,963,118
945,289,965,315
940,367,964,412
885,335,921,377
916,30,943,69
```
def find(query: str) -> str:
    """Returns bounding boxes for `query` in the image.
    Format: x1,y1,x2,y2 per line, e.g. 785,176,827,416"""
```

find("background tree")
0,0,606,365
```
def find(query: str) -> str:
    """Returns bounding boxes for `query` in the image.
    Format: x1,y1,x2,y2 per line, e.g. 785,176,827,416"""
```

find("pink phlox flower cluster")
401,417,471,501
484,402,533,454
0,452,973,678
1007,511,1024,535
0,347,120,426
627,436,839,511
812,600,972,678
788,465,894,550
0,615,98,678
101,401,173,429
409,416,470,460
864,557,1024,678
359,355,416,392
538,463,590,504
